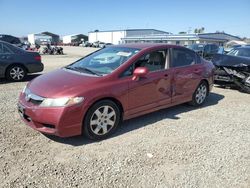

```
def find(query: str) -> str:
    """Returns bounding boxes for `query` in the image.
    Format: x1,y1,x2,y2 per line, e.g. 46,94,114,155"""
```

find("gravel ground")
0,46,249,188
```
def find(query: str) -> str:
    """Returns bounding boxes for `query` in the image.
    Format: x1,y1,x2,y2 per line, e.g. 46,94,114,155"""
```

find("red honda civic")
18,44,215,140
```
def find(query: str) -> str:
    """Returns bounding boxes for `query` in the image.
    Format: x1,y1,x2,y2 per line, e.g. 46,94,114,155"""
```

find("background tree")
194,27,205,33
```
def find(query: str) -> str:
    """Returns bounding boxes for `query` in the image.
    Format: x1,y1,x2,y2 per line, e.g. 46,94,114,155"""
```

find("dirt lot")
0,46,250,188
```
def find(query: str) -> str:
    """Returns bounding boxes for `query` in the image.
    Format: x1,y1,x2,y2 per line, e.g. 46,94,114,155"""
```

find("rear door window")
1,43,13,54
171,48,196,67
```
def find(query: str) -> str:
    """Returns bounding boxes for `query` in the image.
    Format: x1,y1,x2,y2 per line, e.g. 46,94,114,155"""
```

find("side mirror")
132,67,149,81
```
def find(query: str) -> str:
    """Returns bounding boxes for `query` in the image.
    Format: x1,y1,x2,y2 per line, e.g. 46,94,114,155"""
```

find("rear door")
170,47,203,103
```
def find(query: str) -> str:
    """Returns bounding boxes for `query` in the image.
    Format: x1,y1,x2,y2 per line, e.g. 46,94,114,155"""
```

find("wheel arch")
81,96,124,138
5,63,28,76
82,96,124,130
200,79,210,95
88,97,124,118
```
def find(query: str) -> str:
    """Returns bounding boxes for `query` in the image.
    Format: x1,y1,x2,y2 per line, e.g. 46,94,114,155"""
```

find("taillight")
35,56,41,61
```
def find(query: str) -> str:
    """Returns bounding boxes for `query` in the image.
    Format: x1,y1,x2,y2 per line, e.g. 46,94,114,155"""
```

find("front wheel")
83,100,121,140
190,81,208,106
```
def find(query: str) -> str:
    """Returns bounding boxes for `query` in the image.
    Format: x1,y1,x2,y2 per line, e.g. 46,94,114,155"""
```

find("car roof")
113,43,184,50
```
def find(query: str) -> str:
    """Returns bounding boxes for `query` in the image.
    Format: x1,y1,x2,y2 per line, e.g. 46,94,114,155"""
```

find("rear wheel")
6,65,27,81
83,100,121,140
190,81,208,106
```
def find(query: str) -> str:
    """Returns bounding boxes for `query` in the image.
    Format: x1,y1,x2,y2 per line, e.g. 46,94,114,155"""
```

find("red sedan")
18,44,214,140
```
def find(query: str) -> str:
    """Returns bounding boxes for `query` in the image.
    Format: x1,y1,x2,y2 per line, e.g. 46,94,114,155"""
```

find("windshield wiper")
65,66,102,76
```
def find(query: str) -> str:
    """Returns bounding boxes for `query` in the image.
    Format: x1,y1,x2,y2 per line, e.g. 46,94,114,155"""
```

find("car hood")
28,68,101,98
212,53,250,67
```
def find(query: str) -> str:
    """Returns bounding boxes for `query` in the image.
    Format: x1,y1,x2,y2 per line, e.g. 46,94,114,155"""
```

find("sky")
0,0,250,38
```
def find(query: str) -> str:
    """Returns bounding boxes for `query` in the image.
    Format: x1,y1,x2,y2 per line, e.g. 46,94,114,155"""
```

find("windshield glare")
69,47,140,75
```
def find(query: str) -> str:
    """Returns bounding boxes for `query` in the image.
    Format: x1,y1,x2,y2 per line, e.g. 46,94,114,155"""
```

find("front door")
126,49,172,115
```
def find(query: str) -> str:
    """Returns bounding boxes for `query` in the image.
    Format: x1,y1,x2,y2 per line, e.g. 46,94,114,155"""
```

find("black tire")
6,65,27,81
189,81,208,106
83,100,121,140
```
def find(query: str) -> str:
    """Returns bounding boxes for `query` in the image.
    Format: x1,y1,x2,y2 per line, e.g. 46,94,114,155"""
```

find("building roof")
122,32,241,42
122,34,199,41
198,32,242,40
41,31,59,37
115,43,183,49
89,29,172,34
63,34,88,38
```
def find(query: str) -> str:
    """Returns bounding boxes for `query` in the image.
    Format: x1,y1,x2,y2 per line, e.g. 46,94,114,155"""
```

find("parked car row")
186,43,250,93
212,46,250,93
80,41,113,48
187,43,219,60
41,44,64,55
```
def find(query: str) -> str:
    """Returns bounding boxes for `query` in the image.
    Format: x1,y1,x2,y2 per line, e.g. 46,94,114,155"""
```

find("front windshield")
67,47,140,75
227,48,250,58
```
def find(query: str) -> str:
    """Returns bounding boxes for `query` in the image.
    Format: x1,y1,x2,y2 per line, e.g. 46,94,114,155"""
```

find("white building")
89,29,242,46
62,34,88,44
88,29,171,45
28,33,52,45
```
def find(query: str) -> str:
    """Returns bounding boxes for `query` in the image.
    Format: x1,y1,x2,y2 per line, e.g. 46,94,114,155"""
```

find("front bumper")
18,93,85,137
214,68,233,83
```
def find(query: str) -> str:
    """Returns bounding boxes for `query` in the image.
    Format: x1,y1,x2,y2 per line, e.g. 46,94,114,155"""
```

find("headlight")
22,85,27,93
40,97,84,107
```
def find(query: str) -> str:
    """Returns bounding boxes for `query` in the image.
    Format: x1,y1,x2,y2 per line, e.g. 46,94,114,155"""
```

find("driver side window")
121,49,167,77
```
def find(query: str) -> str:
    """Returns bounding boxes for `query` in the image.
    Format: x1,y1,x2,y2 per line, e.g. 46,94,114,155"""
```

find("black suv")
188,43,219,60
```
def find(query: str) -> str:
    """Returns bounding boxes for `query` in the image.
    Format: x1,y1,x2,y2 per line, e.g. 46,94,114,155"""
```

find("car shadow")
0,74,42,84
44,92,224,146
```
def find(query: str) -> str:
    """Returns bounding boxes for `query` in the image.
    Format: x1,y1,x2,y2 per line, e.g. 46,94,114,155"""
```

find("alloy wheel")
90,105,116,135
195,84,207,104
9,66,25,80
